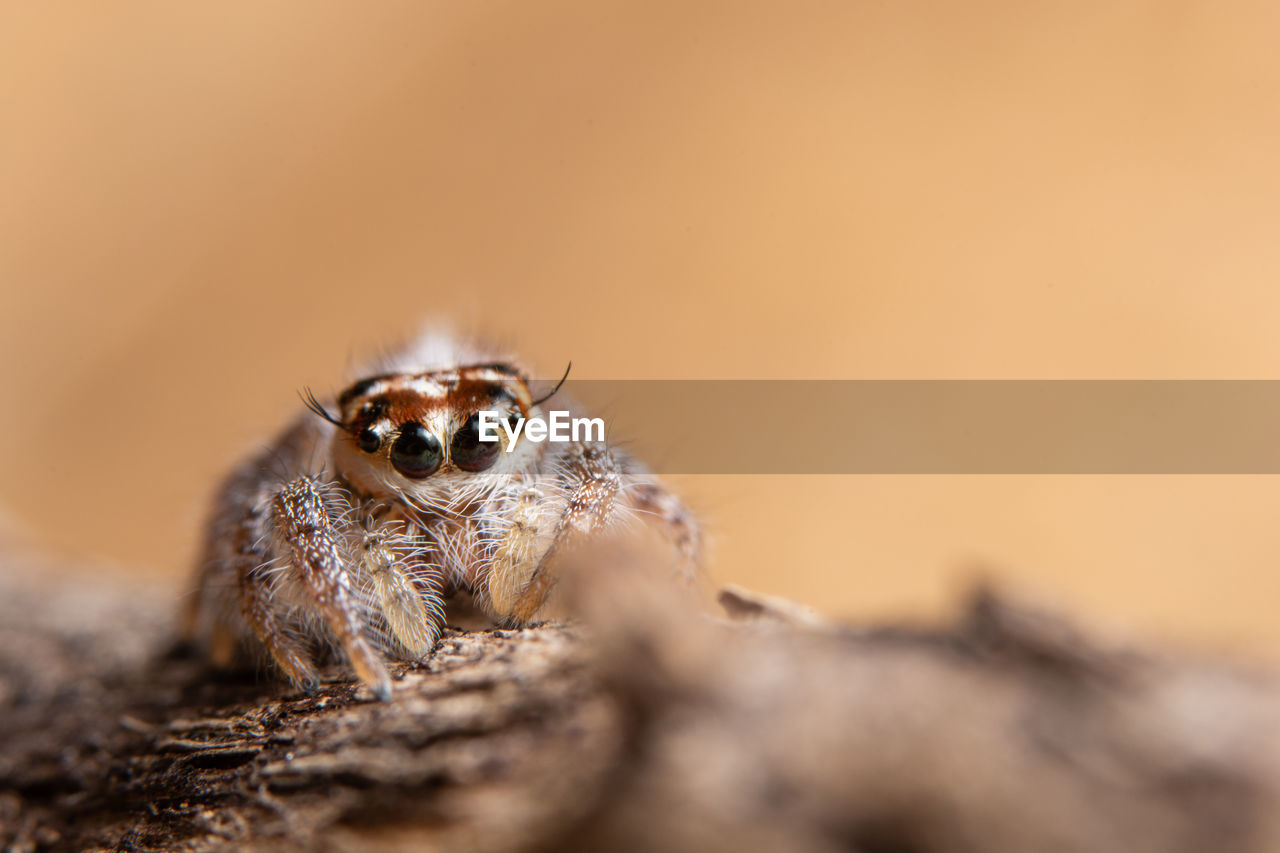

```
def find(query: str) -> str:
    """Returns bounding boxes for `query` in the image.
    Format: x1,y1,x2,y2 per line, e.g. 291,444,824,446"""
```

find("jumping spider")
184,332,701,699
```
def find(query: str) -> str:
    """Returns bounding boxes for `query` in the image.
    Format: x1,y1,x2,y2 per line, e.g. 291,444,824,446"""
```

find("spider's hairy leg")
240,560,320,691
625,479,703,582
182,560,240,668
272,476,393,700
506,444,628,624
359,524,445,657
184,498,250,663
189,484,321,687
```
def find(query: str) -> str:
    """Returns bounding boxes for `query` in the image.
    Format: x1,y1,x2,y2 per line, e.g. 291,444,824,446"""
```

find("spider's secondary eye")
390,423,442,478
451,412,501,472
356,428,381,454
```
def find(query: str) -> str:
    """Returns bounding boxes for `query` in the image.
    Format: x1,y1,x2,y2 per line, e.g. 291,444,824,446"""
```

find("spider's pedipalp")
359,524,446,658
486,483,559,620
271,476,392,700
505,443,630,624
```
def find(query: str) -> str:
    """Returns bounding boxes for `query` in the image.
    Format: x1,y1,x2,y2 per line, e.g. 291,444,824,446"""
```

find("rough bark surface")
3,549,1280,853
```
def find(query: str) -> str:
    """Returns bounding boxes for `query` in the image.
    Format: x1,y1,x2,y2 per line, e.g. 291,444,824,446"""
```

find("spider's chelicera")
184,332,700,700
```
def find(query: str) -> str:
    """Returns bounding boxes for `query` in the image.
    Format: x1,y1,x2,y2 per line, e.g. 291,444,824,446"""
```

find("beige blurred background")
3,1,1280,653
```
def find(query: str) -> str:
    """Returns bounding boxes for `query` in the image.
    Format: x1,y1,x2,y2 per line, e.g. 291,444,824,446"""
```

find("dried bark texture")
3,551,1280,853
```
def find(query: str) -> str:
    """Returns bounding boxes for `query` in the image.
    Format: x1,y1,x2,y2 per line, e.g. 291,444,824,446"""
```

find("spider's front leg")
265,476,393,700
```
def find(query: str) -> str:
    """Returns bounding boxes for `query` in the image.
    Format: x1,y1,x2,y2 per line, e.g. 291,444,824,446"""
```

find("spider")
183,331,701,700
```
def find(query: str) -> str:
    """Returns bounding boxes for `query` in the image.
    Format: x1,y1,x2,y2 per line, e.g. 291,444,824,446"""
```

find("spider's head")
307,362,557,501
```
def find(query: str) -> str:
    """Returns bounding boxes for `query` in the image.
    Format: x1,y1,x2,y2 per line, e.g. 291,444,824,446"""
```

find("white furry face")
326,363,544,504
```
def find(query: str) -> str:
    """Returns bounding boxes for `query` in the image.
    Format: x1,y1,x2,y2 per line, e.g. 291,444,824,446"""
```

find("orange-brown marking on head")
335,365,532,433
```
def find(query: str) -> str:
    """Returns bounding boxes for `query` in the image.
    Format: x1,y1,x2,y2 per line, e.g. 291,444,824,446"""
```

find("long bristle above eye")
300,388,348,431
530,362,572,408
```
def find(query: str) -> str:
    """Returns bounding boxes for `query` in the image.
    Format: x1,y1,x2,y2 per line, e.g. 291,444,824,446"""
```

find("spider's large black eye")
390,423,442,478
451,412,501,472
356,428,381,454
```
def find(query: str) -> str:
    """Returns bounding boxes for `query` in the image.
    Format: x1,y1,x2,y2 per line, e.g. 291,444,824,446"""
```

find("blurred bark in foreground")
2,549,1279,853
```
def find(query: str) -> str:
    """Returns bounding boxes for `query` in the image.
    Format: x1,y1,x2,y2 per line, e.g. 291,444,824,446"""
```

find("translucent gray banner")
538,381,1280,473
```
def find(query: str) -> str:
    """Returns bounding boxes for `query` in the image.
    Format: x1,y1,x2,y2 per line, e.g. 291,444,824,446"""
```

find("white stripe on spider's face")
327,366,539,501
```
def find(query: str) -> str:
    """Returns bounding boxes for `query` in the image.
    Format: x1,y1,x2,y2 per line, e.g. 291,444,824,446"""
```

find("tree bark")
2,550,1279,853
